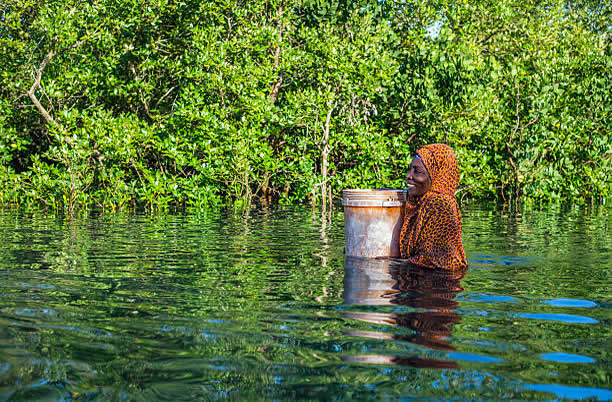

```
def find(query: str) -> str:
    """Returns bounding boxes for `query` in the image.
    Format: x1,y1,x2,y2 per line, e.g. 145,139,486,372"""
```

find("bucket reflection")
342,256,466,369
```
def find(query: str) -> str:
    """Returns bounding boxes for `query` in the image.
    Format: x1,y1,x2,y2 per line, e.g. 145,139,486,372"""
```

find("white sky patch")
426,19,443,39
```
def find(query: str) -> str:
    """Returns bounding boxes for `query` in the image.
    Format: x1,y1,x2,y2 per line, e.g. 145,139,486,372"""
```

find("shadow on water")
342,256,465,369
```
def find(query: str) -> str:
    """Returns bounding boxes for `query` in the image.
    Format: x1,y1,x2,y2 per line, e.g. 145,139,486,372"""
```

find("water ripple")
518,313,598,324
544,298,598,308
523,383,612,400
540,352,596,364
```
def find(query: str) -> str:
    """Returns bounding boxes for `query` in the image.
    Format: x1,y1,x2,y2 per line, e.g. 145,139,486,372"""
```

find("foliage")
0,0,610,211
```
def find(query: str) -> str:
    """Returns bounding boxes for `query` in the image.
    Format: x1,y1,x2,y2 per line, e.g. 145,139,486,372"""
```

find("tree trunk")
28,50,59,128
269,5,284,103
321,101,335,211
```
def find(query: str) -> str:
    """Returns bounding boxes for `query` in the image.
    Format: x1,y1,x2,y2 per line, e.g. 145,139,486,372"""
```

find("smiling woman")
405,155,431,197
400,144,467,272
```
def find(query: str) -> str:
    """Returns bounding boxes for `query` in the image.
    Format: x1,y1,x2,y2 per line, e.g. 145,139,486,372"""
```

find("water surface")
0,205,610,400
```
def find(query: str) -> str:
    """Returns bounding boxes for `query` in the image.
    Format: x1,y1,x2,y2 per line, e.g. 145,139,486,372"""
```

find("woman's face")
406,156,431,197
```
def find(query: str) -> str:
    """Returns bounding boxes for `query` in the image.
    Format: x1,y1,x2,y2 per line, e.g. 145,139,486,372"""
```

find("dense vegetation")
1,0,610,211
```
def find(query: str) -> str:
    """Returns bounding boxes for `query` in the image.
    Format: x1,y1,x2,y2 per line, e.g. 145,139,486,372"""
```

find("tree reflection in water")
342,256,466,369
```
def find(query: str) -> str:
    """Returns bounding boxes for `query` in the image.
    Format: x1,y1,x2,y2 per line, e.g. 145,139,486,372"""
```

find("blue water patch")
470,259,498,264
0,362,10,375
501,256,540,265
468,254,498,266
518,313,598,324
476,295,517,303
448,352,502,363
207,319,225,324
544,298,598,308
540,353,596,364
16,282,56,290
468,255,539,266
468,255,541,268
524,383,612,401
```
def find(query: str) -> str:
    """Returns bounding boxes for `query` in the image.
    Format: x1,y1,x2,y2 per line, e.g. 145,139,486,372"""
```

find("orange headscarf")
399,144,467,271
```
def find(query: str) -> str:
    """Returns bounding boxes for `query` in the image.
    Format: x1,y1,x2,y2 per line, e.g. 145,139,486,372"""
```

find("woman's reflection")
342,256,466,369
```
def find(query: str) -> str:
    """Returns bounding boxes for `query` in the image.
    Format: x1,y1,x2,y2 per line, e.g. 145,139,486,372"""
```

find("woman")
399,143,467,271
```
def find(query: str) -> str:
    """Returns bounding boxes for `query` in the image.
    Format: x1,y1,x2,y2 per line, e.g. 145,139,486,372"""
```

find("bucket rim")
342,189,407,198
342,188,407,207
342,188,406,192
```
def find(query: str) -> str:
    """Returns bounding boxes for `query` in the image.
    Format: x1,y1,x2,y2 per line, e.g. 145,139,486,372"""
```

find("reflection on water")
0,205,610,400
342,257,464,368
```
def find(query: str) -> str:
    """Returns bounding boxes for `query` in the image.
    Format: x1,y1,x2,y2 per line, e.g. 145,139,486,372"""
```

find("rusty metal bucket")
342,189,407,258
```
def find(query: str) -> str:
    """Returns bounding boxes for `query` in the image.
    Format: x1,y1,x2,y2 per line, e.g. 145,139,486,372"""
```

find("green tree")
0,0,609,211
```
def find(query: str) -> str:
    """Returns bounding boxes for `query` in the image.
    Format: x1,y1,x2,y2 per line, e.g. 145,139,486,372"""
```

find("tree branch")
27,40,84,130
27,50,58,127
269,5,284,103
477,29,502,45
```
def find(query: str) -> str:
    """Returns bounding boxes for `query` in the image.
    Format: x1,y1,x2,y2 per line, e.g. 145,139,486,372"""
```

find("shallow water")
0,205,610,400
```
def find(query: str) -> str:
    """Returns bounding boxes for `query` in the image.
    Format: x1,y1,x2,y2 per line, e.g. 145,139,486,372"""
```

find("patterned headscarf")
416,144,460,196
399,144,467,271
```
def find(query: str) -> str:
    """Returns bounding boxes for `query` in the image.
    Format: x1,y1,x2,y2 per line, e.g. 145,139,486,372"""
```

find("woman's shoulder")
422,192,457,209
419,192,460,220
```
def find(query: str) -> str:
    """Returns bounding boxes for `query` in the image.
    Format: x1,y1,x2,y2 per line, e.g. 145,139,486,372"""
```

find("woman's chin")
407,188,427,198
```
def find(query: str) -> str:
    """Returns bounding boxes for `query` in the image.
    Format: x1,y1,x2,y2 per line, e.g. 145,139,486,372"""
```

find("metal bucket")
342,189,407,258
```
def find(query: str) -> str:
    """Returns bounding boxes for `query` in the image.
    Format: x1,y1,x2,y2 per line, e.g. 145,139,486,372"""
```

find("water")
0,205,610,400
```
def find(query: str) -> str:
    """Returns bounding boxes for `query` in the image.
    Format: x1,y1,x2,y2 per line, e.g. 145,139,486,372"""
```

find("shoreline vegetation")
1,0,610,212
